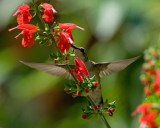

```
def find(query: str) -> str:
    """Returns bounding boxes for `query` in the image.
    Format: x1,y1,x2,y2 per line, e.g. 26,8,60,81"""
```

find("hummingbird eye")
80,48,85,53
80,48,86,56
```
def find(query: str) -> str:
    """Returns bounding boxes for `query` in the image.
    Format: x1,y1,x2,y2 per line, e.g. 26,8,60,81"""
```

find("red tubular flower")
9,24,37,47
42,3,57,22
57,32,73,53
53,23,84,53
70,58,89,83
59,23,85,31
59,23,85,40
13,4,32,24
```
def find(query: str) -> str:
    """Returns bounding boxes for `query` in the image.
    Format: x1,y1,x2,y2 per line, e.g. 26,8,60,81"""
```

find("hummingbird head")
70,44,88,62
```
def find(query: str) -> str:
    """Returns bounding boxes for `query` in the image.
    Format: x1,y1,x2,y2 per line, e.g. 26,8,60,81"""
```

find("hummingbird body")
21,45,139,105
84,61,102,105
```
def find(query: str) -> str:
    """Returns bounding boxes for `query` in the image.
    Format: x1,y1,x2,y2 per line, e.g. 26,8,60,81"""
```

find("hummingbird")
20,45,139,105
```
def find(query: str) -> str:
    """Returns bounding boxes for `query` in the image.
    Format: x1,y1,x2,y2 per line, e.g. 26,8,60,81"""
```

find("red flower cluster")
53,23,84,53
42,3,57,22
140,47,160,96
141,67,160,96
133,103,159,128
9,4,38,47
70,57,89,83
9,24,37,47
13,4,32,24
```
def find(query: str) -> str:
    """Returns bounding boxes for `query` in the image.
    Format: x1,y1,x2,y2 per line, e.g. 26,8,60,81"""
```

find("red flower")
57,32,73,53
59,23,84,31
136,103,153,114
153,69,160,94
134,103,159,128
59,23,84,40
139,110,158,125
42,3,57,22
53,23,84,53
9,24,37,47
144,86,152,96
13,4,32,24
70,58,89,83
147,69,155,77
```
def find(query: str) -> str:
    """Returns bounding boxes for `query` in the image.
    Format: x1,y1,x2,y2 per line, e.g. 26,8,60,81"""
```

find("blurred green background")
0,0,160,128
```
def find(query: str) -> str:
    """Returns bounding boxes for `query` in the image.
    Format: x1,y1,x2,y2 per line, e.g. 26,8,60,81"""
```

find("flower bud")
45,24,49,31
65,57,68,60
93,82,98,87
107,107,113,116
65,90,70,93
112,108,115,112
94,105,99,110
43,32,47,35
77,91,80,96
85,89,89,93
54,59,58,63
82,114,87,119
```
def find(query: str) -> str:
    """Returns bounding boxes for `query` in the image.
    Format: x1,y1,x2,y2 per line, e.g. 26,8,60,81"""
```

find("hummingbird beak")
70,43,80,50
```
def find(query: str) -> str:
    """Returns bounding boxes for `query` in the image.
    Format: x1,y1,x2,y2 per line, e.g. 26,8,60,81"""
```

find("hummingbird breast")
85,61,102,105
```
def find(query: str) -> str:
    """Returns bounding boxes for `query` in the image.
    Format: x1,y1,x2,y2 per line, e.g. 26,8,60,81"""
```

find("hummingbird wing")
95,56,140,77
20,61,75,80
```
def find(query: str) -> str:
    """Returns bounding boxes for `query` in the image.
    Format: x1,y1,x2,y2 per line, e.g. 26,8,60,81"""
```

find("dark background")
0,0,160,128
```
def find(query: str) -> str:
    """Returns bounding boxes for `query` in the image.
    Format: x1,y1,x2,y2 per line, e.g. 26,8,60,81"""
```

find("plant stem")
65,64,78,82
32,0,46,29
99,112,111,128
86,96,111,128
86,96,95,105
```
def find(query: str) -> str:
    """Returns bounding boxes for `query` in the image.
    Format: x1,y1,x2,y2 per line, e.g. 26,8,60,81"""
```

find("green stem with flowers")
32,1,111,127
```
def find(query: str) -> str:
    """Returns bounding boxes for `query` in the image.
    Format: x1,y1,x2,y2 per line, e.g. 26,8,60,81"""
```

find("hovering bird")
21,45,139,105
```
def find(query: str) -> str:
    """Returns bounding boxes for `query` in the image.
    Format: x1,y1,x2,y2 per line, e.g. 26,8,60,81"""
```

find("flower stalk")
86,96,111,128
32,0,46,28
